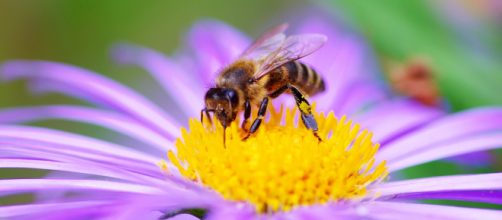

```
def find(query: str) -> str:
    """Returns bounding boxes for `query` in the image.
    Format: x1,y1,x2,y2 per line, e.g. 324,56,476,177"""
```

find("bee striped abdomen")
287,61,325,96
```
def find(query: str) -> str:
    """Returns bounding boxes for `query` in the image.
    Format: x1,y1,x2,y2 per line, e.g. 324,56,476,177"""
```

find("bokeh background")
1,0,501,209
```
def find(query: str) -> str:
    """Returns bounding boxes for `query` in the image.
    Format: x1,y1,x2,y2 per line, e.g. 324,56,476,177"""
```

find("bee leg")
200,108,213,125
200,109,206,122
243,97,269,140
241,100,251,131
287,84,322,142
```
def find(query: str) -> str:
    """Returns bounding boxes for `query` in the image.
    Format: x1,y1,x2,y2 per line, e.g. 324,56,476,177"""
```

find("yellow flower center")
162,105,387,213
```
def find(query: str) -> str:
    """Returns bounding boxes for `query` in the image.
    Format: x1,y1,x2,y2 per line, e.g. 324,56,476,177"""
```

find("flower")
165,107,388,213
1,18,502,219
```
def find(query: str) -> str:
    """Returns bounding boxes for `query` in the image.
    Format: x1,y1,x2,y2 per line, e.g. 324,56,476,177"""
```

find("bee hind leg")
243,97,269,140
287,84,322,142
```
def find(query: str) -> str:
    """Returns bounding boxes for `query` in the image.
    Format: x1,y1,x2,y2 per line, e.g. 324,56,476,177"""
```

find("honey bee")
201,24,327,143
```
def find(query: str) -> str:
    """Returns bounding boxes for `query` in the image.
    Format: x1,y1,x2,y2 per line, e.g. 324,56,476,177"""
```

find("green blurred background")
0,0,307,107
1,0,501,108
1,0,501,209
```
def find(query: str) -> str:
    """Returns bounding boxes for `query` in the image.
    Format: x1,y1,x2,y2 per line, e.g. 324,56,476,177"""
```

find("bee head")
204,87,239,128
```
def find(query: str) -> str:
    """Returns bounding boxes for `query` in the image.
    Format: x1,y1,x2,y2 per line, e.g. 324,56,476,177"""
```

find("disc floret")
164,106,387,213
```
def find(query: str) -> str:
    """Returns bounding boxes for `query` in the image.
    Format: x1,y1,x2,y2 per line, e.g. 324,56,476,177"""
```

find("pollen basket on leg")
163,104,388,213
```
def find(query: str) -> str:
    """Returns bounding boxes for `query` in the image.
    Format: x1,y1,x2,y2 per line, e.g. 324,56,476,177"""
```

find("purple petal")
0,125,164,177
168,214,201,220
354,99,445,144
375,173,502,200
378,107,502,162
106,190,223,219
186,20,250,85
0,105,173,152
0,144,162,179
294,17,345,76
386,132,502,171
22,209,115,220
380,190,502,205
296,17,386,114
111,43,203,118
27,79,115,107
11,190,220,220
0,178,163,194
205,203,256,220
103,210,164,220
447,151,494,167
364,201,502,220
281,203,364,220
0,125,160,163
21,208,115,220
0,158,162,185
0,61,180,138
0,201,113,218
334,81,387,115
310,35,368,113
21,184,219,219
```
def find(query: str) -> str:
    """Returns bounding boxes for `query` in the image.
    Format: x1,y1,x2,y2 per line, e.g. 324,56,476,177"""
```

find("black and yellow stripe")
287,61,325,96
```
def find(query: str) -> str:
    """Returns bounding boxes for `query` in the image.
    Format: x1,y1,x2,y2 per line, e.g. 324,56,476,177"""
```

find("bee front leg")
243,97,269,140
287,84,322,142
241,100,251,131
200,108,213,125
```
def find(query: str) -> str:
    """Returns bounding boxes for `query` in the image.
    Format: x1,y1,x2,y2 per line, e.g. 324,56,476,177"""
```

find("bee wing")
252,34,327,80
240,23,289,59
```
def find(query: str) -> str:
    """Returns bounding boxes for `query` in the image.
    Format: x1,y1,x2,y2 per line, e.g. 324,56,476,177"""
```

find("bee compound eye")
225,89,239,107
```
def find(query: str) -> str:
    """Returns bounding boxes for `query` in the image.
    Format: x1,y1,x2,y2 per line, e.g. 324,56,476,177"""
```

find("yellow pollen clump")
162,105,388,213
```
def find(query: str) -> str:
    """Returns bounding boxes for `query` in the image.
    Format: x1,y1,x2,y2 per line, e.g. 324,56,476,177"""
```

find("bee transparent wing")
240,23,289,59
252,34,327,80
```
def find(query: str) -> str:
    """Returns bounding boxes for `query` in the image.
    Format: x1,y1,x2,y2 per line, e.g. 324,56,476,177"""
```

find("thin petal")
1,145,161,178
364,201,502,220
378,108,502,162
0,125,163,176
387,133,502,171
0,179,163,194
0,158,161,185
447,151,495,167
311,36,368,113
8,185,218,219
111,44,203,118
104,189,223,220
0,105,172,152
0,201,112,218
168,214,201,220
0,61,180,138
0,125,160,163
283,203,361,220
354,99,444,144
205,203,256,220
295,17,345,75
375,173,502,195
334,81,387,116
380,190,502,205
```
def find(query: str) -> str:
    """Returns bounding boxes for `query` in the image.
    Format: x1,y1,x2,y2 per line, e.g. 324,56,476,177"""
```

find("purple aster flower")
1,18,502,220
